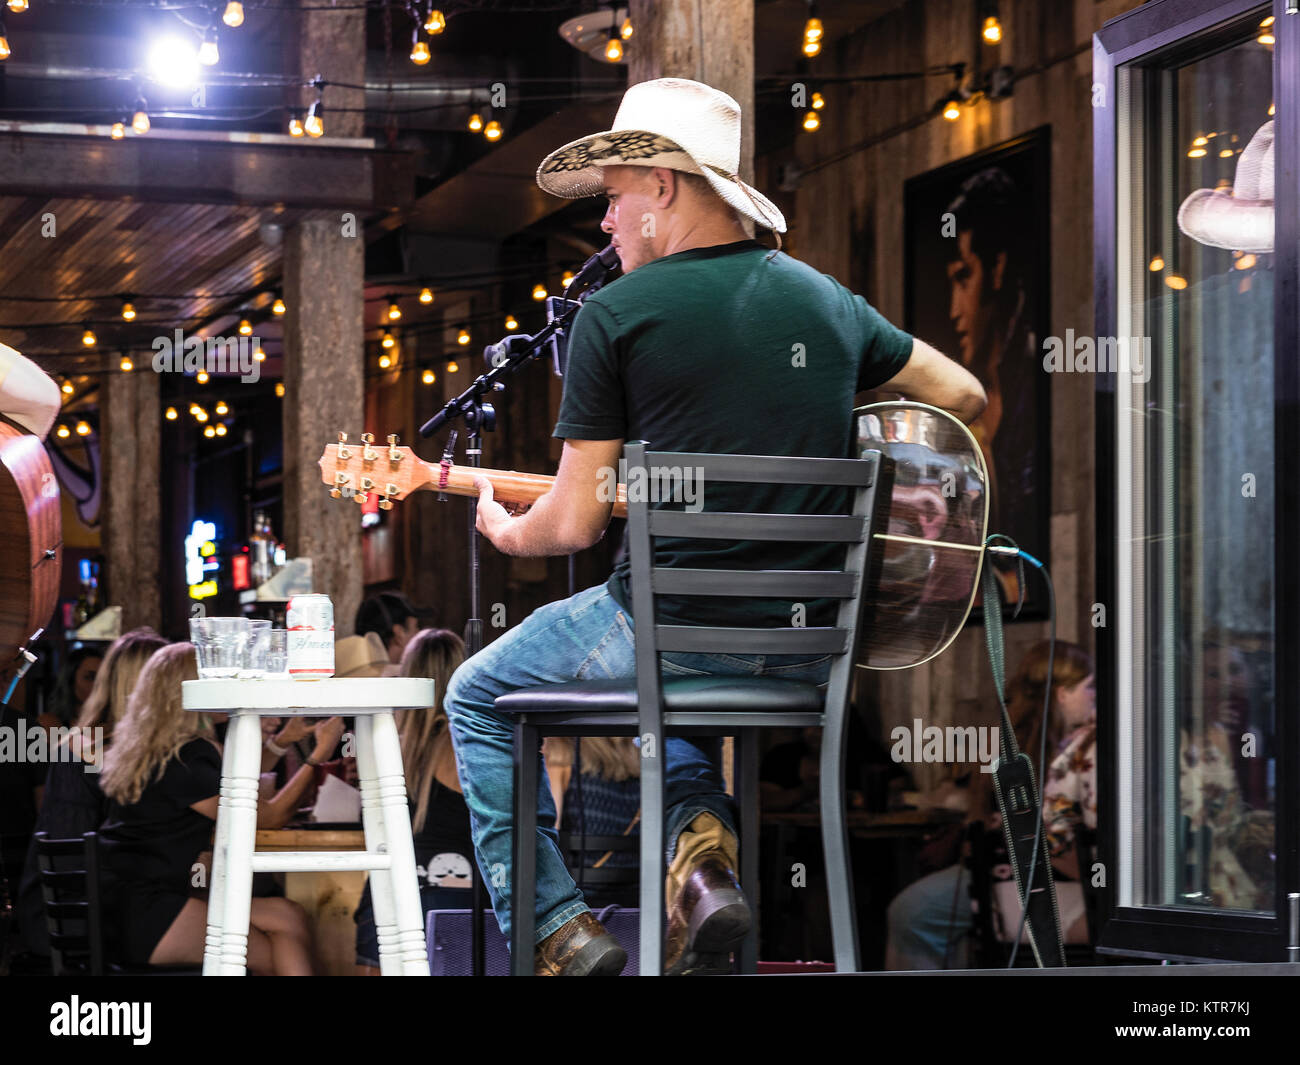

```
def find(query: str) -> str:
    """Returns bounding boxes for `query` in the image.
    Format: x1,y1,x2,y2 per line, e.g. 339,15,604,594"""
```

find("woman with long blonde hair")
99,643,342,974
354,628,467,974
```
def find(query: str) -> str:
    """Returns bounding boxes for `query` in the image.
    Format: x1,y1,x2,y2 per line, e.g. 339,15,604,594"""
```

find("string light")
272,295,286,315
1188,147,1206,158
425,8,446,34
119,354,133,372
56,424,70,439
61,380,74,396
252,342,265,362
504,314,518,330
604,30,623,62
446,360,459,373
803,111,820,132
620,15,633,39
198,28,220,66
7,0,27,12
166,407,178,420
386,298,402,322
1165,275,1188,291
111,121,125,139
802,9,823,59
237,318,252,336
483,120,502,141
215,423,228,437
287,111,305,137
275,382,285,397
378,352,392,369
410,33,431,66
811,92,825,110
981,16,1002,44
204,425,216,438
381,329,395,349
81,324,96,347
422,369,436,384
0,24,10,62
75,421,91,436
222,2,244,28
457,327,470,346
561,271,575,287
189,403,201,415
215,400,228,415
942,94,961,121
120,299,136,321
1259,15,1275,46
132,97,150,135
532,284,547,301
418,286,434,304
1148,256,1164,272
305,99,324,138
193,406,209,421
467,112,483,132
197,370,210,384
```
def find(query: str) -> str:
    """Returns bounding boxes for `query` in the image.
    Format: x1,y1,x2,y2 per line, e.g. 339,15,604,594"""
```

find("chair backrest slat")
655,625,848,655
643,451,875,486
651,568,857,598
647,511,866,543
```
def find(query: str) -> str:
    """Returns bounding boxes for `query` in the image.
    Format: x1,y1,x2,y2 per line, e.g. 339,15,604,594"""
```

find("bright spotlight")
149,37,201,89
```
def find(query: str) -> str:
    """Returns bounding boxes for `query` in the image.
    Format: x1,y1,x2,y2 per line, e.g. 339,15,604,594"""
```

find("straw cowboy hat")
334,631,396,678
1178,120,1274,254
536,78,787,234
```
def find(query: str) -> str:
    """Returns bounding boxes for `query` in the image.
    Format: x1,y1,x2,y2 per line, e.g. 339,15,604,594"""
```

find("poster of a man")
903,130,1050,609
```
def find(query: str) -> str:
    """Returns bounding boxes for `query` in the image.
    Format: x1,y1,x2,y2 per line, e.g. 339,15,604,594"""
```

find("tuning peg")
385,482,399,496
387,434,400,446
337,432,348,443
387,433,403,463
361,433,374,444
378,496,393,511
354,491,368,506
337,431,351,460
329,487,341,499
360,477,374,491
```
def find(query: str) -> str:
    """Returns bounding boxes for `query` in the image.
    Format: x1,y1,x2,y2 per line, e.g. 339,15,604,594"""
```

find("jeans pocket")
575,610,636,680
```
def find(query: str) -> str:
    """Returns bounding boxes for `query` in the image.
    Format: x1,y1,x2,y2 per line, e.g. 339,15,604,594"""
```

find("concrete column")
282,219,364,638
628,0,755,185
102,369,161,630
288,0,366,138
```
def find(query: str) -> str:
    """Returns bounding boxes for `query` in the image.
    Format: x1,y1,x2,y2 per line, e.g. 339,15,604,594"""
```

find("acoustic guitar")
317,402,987,670
0,418,62,668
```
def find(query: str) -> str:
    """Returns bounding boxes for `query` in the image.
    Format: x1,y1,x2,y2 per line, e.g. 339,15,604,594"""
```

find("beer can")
287,594,334,679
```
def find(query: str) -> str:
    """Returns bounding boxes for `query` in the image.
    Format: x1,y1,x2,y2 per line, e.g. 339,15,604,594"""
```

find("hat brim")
537,127,787,233
1177,188,1274,253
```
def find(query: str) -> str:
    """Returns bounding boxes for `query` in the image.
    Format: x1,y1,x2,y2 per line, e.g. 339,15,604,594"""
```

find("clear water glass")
264,629,289,678
240,619,272,678
190,617,250,679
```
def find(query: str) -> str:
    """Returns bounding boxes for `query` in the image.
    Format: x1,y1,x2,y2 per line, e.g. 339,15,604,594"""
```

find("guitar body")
857,401,989,670
0,418,62,663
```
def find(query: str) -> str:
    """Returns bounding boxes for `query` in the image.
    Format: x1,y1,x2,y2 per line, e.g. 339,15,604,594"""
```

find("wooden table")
257,829,367,977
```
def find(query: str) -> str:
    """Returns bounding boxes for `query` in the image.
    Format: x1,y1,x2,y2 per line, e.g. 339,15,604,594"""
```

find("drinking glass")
190,617,250,679
240,619,272,678
264,629,289,678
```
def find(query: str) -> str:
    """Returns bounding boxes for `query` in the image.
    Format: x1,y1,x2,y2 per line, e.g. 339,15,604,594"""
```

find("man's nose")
600,206,616,233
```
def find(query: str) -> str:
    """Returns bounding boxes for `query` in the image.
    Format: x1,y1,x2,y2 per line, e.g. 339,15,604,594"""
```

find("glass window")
1115,12,1276,914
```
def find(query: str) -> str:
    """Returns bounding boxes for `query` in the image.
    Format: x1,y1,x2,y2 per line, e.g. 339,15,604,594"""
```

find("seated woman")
17,628,168,957
884,640,1094,970
99,643,342,974
354,628,469,975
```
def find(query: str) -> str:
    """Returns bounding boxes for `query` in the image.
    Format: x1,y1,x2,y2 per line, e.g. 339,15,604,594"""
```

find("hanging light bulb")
942,94,961,121
204,425,216,438
386,298,402,322
381,330,395,349
81,324,96,347
165,407,178,421
132,98,150,135
604,30,623,62
457,328,470,346
56,424,70,439
561,271,575,287
194,406,209,421
238,318,252,336
1148,256,1164,272
422,369,436,385
1259,16,1275,45
75,421,91,436
418,286,434,304
981,16,1002,44
7,0,28,12
504,314,518,331
110,121,126,140
483,120,502,141
119,355,133,372
198,28,220,66
275,382,285,397
252,343,265,362
287,111,305,137
1165,275,1188,291
811,92,825,110
0,26,10,62
215,400,229,415
532,284,547,301
802,37,821,58
197,370,210,384
620,15,633,39
305,100,324,138
804,15,823,42
1187,146,1206,158
120,299,136,321
467,112,483,132
378,353,392,370
410,33,431,66
425,8,446,34
61,380,74,396
223,2,244,28
189,403,201,415
272,295,286,315
802,111,820,132
215,423,228,437
446,360,459,373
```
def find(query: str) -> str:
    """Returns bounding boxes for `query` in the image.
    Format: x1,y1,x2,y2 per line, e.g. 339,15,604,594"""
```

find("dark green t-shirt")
554,239,913,627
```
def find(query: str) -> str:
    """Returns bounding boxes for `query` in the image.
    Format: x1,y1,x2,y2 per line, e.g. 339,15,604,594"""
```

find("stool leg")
819,724,860,973
511,719,539,976
737,728,760,974
370,711,431,975
639,726,665,976
203,723,239,975
216,710,261,975
355,715,400,976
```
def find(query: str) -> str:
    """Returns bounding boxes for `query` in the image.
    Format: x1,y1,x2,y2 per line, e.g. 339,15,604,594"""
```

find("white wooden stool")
182,677,435,976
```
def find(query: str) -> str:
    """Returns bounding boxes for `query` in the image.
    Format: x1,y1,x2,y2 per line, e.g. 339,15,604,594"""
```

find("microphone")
563,244,620,297
483,333,534,370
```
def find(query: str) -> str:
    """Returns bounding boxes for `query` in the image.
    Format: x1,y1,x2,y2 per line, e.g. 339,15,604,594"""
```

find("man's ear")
650,166,677,206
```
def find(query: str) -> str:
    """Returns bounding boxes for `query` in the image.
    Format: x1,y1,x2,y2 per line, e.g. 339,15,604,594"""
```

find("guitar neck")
411,454,628,519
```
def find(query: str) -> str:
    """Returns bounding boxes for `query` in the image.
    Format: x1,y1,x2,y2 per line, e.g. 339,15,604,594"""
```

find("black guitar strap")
980,540,1065,968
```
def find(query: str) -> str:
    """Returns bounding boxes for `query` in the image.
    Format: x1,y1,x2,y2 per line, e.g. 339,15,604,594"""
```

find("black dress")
98,737,221,966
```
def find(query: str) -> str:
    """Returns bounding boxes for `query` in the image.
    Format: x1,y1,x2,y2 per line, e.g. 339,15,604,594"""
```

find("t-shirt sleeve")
553,300,626,440
852,294,914,392
167,738,222,809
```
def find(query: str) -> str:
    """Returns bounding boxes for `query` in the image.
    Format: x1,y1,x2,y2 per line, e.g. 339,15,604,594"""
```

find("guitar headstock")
318,432,426,509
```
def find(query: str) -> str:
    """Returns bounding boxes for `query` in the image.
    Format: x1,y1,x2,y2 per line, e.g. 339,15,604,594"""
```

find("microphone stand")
418,268,610,976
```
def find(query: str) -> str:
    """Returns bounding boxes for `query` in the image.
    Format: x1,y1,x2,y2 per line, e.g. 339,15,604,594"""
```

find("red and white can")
287,594,334,680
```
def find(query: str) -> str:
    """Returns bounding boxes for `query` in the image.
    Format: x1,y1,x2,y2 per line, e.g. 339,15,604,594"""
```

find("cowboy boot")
533,911,627,976
663,813,751,975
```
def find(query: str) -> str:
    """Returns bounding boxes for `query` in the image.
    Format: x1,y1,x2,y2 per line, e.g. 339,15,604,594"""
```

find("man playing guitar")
445,78,986,975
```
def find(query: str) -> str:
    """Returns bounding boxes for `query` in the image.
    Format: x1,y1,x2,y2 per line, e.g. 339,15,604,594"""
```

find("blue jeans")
444,583,831,945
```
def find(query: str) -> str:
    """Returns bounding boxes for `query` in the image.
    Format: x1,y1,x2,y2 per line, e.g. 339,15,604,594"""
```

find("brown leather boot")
533,911,627,976
662,814,751,976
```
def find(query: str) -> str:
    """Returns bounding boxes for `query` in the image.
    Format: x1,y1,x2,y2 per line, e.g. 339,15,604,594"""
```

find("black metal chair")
499,440,891,975
34,831,201,976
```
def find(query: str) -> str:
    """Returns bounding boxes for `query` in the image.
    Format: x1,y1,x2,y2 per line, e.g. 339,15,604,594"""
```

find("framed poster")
903,126,1051,614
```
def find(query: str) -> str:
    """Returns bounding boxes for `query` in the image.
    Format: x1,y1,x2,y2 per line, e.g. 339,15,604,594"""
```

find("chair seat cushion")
494,675,822,715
